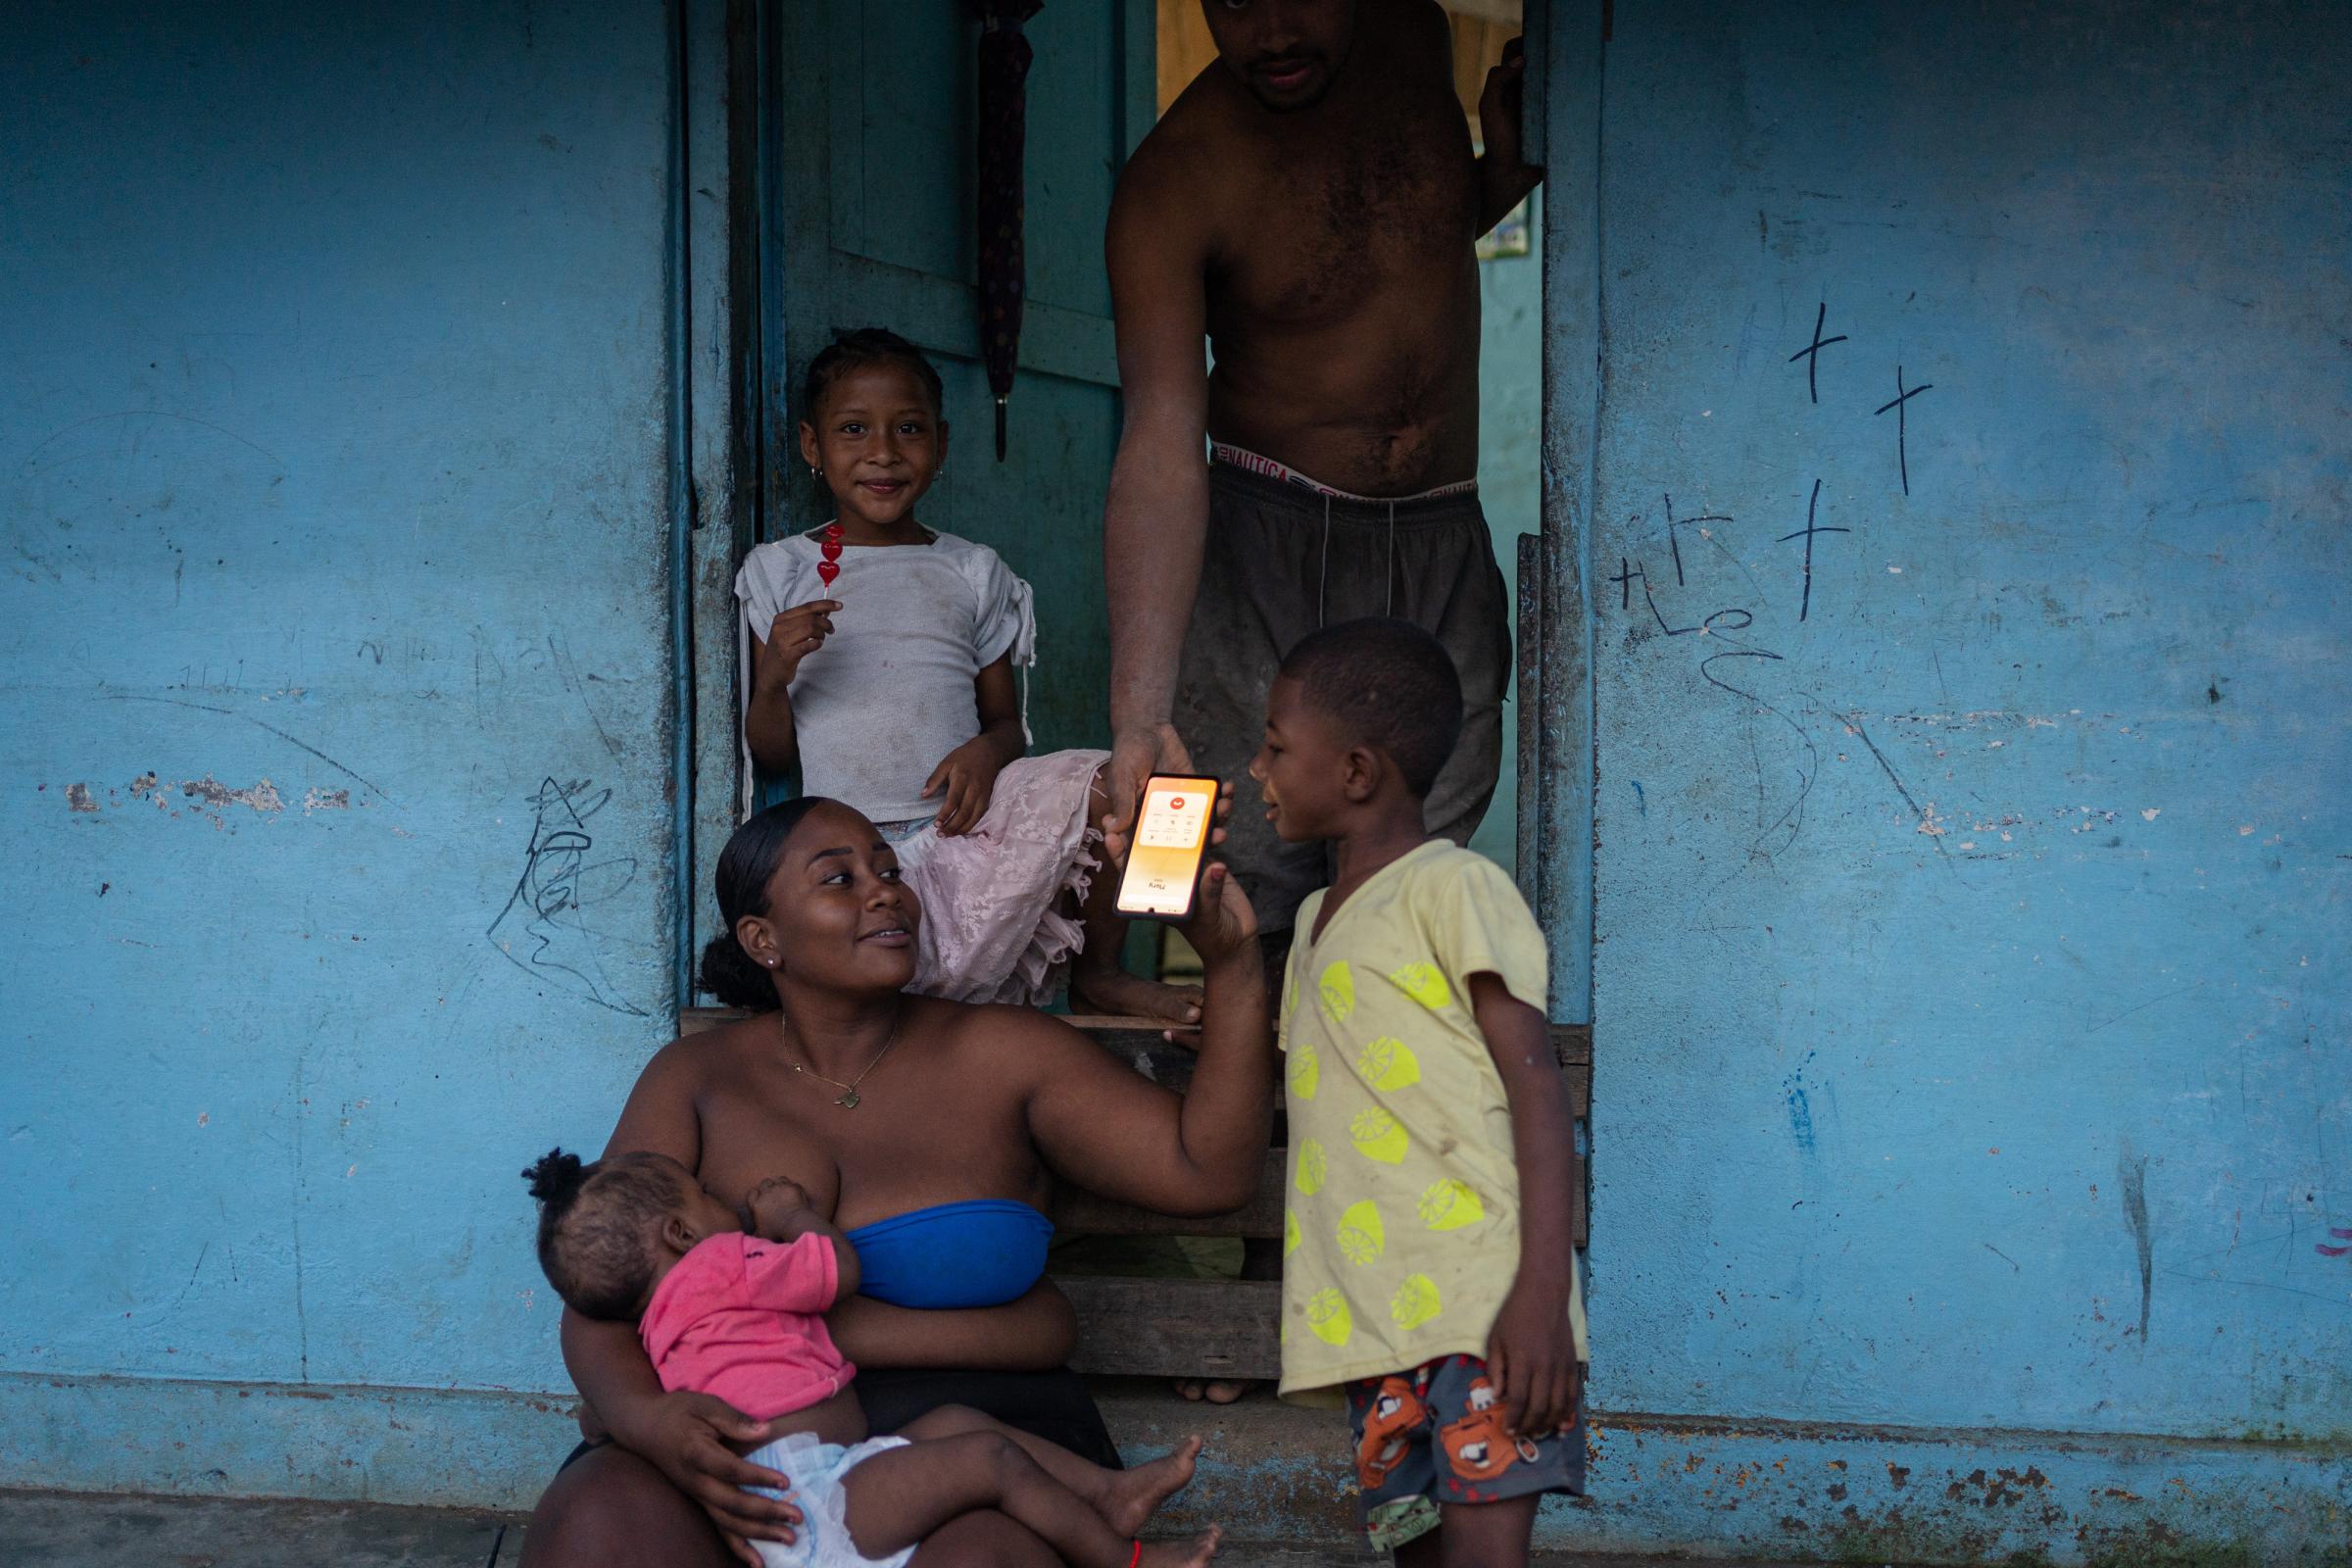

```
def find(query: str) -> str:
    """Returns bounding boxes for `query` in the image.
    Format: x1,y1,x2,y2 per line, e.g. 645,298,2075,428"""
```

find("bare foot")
1098,1436,1203,1537
1171,1379,1252,1403
1071,968,1204,1027
1137,1526,1222,1568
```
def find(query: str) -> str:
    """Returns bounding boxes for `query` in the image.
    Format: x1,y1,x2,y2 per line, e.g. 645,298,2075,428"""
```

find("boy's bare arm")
743,1175,861,1299
1469,971,1585,1440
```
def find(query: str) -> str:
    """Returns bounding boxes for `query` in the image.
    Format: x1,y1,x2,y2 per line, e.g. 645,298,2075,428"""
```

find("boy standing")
1251,617,1589,1563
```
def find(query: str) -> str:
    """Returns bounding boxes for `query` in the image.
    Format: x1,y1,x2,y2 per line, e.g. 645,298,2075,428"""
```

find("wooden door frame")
1524,0,1601,1032
683,2,1158,1004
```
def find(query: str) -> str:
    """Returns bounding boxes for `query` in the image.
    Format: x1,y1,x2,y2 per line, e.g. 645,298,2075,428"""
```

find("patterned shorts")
1345,1353,1586,1550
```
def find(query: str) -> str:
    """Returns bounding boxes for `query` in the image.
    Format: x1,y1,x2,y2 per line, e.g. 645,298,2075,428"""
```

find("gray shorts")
1173,460,1510,934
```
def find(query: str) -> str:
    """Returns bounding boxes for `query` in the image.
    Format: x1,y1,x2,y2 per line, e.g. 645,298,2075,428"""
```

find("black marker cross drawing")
1611,553,1755,639
1610,557,1646,612
1776,478,1848,622
1873,365,1934,496
1787,301,1847,405
1662,493,1735,587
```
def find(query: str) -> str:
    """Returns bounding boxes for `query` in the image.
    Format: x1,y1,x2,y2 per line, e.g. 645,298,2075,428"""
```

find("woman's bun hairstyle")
698,797,829,1012
698,931,777,1010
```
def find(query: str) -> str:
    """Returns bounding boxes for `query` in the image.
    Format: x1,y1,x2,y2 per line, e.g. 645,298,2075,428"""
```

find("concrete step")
0,1489,518,1567
0,1489,1895,1567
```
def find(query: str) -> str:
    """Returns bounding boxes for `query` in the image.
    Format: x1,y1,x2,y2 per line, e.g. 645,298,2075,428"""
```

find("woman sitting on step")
522,795,1271,1568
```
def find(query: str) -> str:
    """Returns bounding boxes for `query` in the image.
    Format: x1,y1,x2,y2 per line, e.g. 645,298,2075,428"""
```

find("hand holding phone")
1114,775,1220,922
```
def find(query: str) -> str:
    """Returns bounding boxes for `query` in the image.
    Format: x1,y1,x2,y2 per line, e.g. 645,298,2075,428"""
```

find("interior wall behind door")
762,1,1149,761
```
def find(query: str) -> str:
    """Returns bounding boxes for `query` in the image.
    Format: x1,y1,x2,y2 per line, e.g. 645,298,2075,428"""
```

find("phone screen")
1115,777,1218,920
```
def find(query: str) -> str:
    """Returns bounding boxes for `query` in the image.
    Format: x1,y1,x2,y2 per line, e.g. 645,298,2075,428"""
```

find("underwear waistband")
1210,442,1477,504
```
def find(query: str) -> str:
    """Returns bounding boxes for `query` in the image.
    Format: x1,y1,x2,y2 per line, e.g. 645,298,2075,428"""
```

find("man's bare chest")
1212,121,1477,328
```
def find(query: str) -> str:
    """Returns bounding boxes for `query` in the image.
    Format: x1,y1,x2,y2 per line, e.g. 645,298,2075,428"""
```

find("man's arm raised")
1477,37,1544,236
1102,143,1213,856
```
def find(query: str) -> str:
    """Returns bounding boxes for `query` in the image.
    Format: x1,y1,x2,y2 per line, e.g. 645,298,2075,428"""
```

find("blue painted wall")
1535,1,2350,1558
1,0,679,1499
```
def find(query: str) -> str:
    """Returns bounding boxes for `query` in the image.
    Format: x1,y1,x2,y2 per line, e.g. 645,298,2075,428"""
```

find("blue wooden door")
761,1,1152,757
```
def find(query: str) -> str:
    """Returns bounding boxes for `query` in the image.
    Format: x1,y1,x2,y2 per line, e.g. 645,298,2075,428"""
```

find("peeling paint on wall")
179,775,281,813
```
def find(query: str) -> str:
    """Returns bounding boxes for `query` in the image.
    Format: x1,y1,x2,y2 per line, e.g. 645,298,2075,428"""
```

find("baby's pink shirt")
639,1232,855,1421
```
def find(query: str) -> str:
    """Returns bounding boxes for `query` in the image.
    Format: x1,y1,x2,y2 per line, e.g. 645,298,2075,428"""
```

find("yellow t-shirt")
1275,841,1589,1403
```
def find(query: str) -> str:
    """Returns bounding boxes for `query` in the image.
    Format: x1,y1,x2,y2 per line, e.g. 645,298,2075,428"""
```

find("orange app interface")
1118,781,1214,916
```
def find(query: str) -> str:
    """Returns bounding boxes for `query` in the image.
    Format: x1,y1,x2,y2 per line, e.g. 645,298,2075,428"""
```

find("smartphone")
1114,775,1220,922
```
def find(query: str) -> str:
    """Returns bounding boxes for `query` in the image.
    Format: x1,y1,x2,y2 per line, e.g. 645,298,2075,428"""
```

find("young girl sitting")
735,328,1193,1022
523,1148,1221,1568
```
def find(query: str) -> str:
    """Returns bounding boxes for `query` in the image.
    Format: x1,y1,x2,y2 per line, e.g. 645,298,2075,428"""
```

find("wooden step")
1062,1277,1283,1382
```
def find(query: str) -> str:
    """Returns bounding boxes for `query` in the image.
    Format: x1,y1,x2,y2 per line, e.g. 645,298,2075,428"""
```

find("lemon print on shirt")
1391,1272,1444,1331
1336,1200,1387,1264
1349,1106,1410,1164
1287,1037,1320,1101
1305,1287,1354,1347
1317,961,1355,1023
1418,1178,1487,1231
1356,1036,1421,1092
1283,1206,1301,1257
1295,1139,1328,1196
1390,961,1452,1011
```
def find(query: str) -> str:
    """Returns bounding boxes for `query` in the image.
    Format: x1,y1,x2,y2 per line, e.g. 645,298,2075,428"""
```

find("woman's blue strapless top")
844,1200,1054,1310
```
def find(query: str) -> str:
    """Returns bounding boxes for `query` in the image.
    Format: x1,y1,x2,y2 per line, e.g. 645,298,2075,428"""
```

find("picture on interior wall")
1473,142,1531,258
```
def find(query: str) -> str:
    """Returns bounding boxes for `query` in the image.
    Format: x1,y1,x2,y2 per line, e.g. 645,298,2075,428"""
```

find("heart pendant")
835,1089,860,1109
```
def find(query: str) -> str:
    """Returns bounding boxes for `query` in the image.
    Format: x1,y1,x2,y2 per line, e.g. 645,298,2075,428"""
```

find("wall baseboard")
7,1372,2345,1563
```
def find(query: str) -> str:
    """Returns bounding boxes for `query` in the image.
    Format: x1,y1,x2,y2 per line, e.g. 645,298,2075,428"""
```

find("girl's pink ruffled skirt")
895,749,1109,1006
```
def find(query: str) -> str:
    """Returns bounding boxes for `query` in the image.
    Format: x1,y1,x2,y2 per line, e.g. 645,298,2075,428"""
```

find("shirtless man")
1102,0,1543,947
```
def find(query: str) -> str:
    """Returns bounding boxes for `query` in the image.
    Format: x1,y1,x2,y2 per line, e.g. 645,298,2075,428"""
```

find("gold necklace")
778,1010,902,1110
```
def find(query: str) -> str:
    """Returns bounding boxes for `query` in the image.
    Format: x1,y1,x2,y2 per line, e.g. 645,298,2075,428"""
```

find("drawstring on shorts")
1318,492,1331,628
1386,500,1396,617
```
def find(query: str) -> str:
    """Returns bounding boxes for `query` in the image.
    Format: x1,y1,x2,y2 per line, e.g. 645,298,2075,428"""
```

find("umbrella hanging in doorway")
971,0,1042,461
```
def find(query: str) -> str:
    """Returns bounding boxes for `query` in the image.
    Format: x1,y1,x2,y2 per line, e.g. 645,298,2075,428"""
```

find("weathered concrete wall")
0,0,681,1503
1536,0,2351,1559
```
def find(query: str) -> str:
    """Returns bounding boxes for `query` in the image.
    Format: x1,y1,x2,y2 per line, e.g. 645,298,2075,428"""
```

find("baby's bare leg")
840,1434,1219,1568
898,1405,1203,1538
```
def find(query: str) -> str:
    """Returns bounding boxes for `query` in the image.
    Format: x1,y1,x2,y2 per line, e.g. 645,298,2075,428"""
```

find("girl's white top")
735,531,1037,822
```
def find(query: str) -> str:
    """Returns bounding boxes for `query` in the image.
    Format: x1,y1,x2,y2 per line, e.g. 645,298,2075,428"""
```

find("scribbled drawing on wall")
487,776,647,1015
1605,306,1953,883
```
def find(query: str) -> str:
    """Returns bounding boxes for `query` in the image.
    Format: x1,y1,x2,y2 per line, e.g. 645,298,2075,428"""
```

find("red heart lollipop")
819,523,844,592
